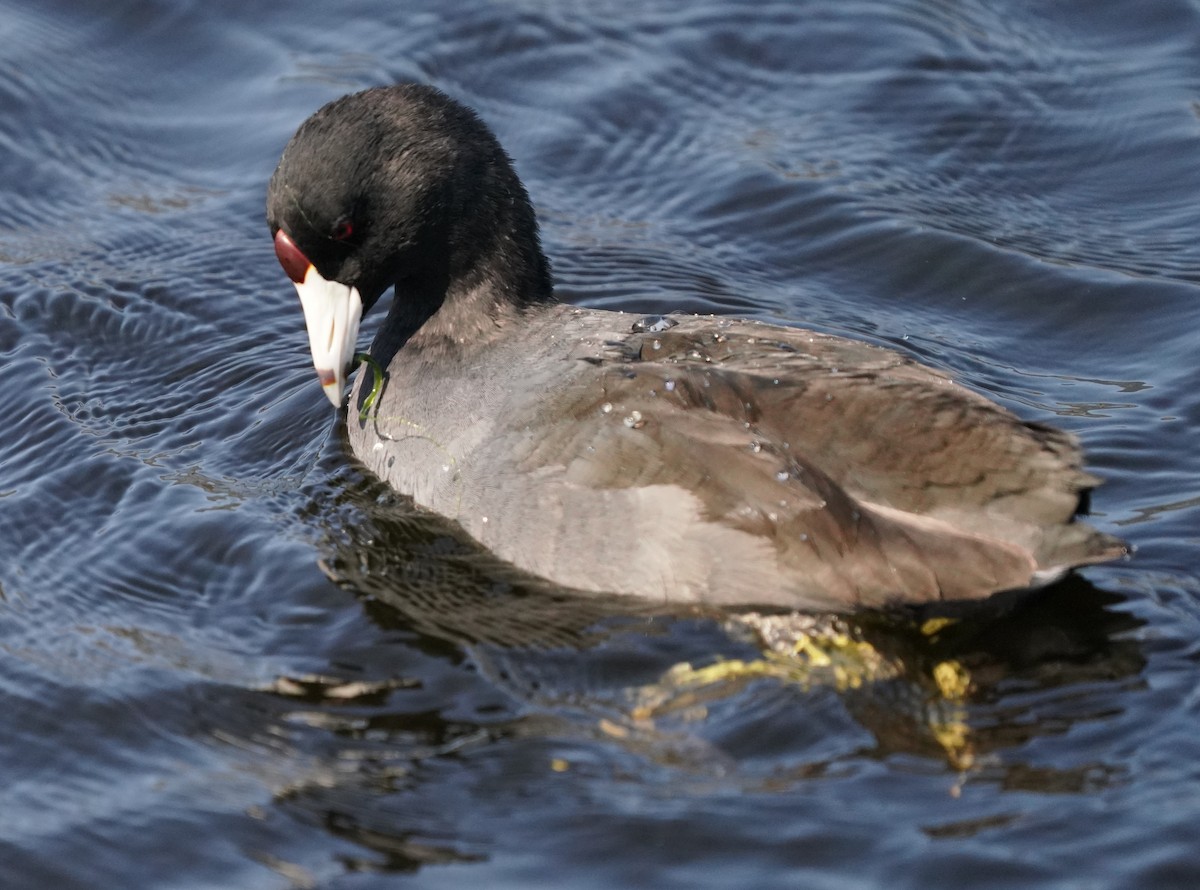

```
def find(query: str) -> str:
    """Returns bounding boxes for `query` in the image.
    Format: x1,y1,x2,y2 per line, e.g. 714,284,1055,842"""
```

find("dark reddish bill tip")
274,229,311,283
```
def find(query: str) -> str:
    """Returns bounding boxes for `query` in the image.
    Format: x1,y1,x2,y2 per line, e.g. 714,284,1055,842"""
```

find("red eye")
331,218,354,241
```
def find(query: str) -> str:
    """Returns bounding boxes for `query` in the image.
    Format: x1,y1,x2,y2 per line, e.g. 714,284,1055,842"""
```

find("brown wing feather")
493,315,1122,606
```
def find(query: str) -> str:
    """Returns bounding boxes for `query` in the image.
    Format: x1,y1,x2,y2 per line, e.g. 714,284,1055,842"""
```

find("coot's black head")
267,84,553,405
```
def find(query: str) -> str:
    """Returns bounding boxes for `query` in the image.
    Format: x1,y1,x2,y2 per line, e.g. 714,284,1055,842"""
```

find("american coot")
267,84,1125,610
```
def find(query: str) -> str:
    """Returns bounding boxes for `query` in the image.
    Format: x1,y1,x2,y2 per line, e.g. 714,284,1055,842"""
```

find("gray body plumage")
348,304,1121,609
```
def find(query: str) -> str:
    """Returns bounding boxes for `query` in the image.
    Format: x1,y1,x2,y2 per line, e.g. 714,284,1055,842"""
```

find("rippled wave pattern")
1,0,1198,887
